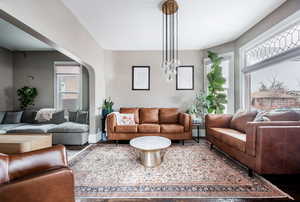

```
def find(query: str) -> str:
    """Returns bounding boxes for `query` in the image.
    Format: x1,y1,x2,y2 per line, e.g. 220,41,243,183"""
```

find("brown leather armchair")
0,145,75,202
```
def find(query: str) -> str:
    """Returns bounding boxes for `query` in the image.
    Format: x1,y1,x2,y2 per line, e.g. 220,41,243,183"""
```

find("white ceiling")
0,18,52,51
62,0,286,50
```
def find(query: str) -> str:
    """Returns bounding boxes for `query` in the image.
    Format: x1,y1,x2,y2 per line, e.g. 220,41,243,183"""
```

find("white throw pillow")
116,113,135,125
253,111,271,122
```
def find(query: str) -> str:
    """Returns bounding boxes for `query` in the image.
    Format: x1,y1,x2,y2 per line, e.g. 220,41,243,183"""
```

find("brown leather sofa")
0,145,75,202
205,111,300,175
107,108,192,142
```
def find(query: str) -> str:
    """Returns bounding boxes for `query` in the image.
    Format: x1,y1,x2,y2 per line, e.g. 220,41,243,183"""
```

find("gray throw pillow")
21,110,37,123
0,112,6,124
3,111,23,124
39,110,66,124
68,111,78,122
76,111,89,124
50,110,66,124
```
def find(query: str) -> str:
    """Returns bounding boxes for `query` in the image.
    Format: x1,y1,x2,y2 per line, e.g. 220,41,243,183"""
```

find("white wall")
0,0,106,134
104,50,203,111
0,48,13,111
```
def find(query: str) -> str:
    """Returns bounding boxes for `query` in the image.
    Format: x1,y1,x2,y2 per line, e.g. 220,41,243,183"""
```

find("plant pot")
102,109,113,118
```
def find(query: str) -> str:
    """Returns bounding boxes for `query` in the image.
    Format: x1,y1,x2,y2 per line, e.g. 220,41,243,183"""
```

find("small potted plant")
17,86,38,110
101,97,114,117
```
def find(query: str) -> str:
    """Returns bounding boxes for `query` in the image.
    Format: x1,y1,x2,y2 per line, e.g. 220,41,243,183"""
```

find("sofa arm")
255,126,300,174
179,113,191,132
0,168,75,202
0,154,9,184
205,114,233,129
245,121,300,157
106,113,117,133
7,145,67,182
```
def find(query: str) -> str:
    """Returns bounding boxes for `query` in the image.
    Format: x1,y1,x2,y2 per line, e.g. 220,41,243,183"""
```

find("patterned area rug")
70,142,290,199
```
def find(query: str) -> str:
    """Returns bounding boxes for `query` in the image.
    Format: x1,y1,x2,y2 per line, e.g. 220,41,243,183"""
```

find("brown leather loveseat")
107,108,192,142
205,111,300,175
0,145,75,202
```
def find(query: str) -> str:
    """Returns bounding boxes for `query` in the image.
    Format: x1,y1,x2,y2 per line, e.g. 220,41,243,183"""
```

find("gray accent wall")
0,48,13,111
104,50,203,111
13,51,89,110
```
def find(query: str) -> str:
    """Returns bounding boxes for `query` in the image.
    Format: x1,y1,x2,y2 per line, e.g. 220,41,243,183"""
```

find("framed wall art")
132,66,150,90
176,65,194,90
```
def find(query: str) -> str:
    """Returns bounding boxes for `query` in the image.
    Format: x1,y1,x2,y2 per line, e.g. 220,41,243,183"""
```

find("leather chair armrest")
255,126,300,174
205,114,233,129
107,113,117,133
0,168,75,202
8,145,68,181
245,121,300,157
179,113,191,132
0,154,9,184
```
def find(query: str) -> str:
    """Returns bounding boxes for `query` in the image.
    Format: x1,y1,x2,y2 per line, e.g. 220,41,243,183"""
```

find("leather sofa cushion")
138,124,160,133
140,108,159,124
120,108,139,123
115,125,138,133
230,111,257,133
159,108,179,124
210,128,246,152
265,111,300,121
160,124,184,133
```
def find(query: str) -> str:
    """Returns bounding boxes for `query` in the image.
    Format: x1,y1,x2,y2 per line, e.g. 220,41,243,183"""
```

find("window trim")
203,52,235,114
54,61,83,111
239,10,300,110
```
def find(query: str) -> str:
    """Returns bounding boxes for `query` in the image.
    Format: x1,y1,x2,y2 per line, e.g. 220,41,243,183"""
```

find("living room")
0,0,300,201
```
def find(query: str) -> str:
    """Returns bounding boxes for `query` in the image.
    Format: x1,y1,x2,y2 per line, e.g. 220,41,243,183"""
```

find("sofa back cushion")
0,112,6,124
265,111,300,121
159,108,179,124
140,108,159,124
21,110,37,123
76,111,89,124
39,110,66,124
3,112,23,124
120,108,139,123
230,110,257,133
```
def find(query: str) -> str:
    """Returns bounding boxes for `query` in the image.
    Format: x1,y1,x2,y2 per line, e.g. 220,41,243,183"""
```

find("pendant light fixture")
161,0,180,81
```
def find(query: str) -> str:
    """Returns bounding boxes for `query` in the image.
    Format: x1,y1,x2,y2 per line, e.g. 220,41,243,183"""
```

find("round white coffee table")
130,136,171,168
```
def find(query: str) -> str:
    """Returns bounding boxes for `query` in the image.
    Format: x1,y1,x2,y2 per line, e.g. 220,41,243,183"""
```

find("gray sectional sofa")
0,110,89,145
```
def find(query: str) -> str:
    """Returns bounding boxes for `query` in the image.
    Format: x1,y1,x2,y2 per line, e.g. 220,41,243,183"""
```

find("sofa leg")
182,140,184,145
116,140,119,146
248,168,253,177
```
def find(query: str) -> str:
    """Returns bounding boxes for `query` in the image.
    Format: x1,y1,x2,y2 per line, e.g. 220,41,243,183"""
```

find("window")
54,62,82,111
240,11,300,110
204,52,235,114
250,59,300,112
246,23,300,66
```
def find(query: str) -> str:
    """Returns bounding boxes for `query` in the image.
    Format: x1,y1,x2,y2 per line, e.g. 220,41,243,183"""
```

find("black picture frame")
132,66,150,91
176,65,194,90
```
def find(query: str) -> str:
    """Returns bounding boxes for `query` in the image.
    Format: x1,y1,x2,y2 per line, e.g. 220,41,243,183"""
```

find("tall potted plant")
206,51,227,114
101,97,114,117
17,86,38,110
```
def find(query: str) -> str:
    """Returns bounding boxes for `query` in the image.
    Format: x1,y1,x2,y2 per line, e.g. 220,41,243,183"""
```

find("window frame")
203,52,235,114
239,10,300,110
54,61,83,111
